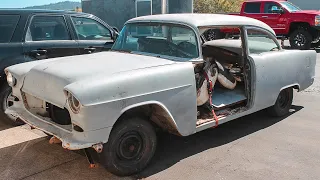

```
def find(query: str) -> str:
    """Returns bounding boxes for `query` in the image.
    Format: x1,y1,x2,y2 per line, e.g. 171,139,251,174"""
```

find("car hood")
292,10,320,15
21,51,175,108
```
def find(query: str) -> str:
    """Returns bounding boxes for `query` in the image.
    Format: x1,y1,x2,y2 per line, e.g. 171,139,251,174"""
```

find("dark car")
0,9,119,125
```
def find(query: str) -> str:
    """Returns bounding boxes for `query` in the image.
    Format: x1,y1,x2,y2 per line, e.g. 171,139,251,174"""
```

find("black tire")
289,29,312,50
204,29,225,41
0,84,24,126
99,117,157,176
267,88,293,117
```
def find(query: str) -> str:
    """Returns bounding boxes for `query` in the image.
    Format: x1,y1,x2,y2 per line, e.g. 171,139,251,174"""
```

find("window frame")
136,0,153,17
112,21,201,61
25,14,72,42
244,26,282,55
244,2,262,14
70,16,113,42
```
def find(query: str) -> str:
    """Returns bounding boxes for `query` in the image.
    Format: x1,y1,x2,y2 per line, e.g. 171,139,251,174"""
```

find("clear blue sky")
0,0,80,8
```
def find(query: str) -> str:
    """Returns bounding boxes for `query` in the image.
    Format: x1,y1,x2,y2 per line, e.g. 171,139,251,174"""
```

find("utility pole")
161,0,168,14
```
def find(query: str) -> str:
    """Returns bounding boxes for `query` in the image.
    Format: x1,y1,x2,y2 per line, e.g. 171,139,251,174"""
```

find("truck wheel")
289,29,312,50
311,40,320,49
267,88,293,117
0,84,24,126
99,116,157,176
204,29,225,41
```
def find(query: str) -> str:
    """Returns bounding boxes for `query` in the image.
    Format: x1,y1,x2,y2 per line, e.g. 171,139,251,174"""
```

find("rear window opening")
0,15,20,43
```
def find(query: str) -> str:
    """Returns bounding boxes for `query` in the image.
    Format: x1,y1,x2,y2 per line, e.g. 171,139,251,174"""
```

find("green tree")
194,0,244,13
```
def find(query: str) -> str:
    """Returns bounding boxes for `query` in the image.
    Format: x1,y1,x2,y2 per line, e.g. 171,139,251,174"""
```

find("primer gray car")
4,14,316,176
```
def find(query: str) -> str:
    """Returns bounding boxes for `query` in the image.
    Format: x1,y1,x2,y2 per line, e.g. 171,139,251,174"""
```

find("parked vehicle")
0,9,118,125
209,0,320,50
5,13,316,176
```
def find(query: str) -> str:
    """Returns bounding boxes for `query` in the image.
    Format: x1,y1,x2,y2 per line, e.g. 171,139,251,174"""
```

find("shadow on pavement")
135,105,303,179
0,120,15,131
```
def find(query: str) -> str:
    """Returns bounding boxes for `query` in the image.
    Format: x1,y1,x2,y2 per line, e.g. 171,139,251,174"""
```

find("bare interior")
195,27,249,126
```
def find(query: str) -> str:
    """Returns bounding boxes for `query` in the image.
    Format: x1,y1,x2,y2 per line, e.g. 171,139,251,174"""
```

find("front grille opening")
47,103,71,125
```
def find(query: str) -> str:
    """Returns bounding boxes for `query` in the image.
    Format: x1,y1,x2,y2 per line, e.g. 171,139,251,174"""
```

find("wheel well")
289,22,318,40
292,85,300,91
114,104,180,136
281,85,299,92
289,22,310,34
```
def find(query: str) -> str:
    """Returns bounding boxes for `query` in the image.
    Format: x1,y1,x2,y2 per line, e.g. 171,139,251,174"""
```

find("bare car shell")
4,13,316,176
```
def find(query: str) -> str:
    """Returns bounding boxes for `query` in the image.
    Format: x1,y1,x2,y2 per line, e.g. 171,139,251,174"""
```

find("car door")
23,14,80,61
261,2,287,35
245,27,312,111
70,15,115,54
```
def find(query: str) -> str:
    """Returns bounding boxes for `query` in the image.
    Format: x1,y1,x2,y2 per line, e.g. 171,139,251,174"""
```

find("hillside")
24,1,81,11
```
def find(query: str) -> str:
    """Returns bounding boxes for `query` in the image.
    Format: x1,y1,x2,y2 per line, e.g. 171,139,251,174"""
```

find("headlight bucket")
316,15,320,26
6,72,16,87
67,92,81,114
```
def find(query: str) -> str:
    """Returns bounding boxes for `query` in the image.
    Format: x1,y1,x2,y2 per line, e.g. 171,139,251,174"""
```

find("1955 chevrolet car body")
4,14,316,176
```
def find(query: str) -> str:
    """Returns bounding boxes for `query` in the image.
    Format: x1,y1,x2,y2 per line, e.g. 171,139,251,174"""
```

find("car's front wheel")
267,88,293,117
98,116,157,176
0,84,24,126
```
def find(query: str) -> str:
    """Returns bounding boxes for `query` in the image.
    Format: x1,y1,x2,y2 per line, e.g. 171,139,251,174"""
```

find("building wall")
82,0,193,30
289,0,320,10
169,0,192,13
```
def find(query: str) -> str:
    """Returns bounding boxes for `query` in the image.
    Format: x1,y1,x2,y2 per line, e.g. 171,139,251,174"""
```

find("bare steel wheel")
0,84,24,126
98,116,157,176
267,88,293,117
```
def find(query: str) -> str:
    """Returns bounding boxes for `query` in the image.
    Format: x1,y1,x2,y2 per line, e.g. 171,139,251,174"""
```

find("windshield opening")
280,1,301,12
111,22,199,61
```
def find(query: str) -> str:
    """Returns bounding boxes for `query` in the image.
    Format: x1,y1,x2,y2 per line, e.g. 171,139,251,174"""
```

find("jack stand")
84,148,97,168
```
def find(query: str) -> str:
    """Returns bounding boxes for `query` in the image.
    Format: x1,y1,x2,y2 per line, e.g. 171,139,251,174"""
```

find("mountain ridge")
23,1,81,10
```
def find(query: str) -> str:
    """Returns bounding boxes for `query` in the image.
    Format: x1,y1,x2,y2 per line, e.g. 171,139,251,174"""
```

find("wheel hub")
117,132,143,161
294,33,306,47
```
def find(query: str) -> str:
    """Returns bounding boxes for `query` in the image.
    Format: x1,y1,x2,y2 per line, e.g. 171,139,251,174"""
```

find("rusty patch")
151,105,180,136
49,136,62,144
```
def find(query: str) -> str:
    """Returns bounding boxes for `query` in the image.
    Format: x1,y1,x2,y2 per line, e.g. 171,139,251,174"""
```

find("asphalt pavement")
0,48,319,180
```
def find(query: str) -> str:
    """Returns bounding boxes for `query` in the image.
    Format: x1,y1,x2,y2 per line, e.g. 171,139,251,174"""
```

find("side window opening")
264,2,282,13
0,15,20,43
71,17,112,41
246,28,280,54
26,16,70,41
244,2,261,13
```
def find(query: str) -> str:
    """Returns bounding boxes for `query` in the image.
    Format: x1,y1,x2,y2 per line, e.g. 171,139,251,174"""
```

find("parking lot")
0,46,319,180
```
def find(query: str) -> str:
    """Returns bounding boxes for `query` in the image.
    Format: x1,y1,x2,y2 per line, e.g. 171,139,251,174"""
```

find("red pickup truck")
218,0,320,50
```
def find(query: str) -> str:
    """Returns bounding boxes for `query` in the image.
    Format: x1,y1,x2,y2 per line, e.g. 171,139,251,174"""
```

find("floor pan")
211,85,247,109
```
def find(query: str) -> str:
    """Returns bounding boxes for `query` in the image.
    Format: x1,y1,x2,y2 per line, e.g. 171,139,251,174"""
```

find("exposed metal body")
5,14,316,151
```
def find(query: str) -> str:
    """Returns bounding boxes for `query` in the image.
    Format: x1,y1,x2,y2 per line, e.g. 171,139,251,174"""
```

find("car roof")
127,13,275,35
0,9,89,15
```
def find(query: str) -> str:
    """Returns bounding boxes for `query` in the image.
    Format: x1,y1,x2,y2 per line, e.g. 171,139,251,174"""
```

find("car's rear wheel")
267,88,293,117
289,29,312,50
98,116,157,176
0,84,24,126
